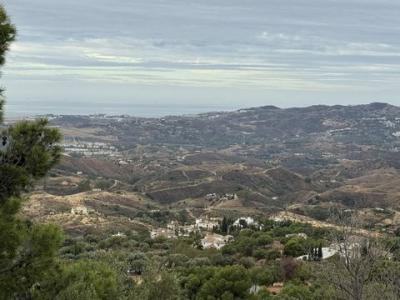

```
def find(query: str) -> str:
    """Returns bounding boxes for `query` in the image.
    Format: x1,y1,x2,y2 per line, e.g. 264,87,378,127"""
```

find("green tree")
39,260,120,300
220,216,230,234
0,5,16,121
132,267,182,300
283,237,309,257
277,283,313,300
317,243,323,260
0,5,63,299
127,251,149,275
198,265,252,300
180,265,252,300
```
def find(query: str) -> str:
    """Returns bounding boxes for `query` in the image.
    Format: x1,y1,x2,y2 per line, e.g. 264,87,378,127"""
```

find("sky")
2,0,400,116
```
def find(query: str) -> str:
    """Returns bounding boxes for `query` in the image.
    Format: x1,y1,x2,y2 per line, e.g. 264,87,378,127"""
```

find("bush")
283,237,310,257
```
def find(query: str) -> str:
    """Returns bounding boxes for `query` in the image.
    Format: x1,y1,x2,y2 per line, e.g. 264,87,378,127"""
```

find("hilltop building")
201,233,233,249
195,217,220,231
233,217,260,228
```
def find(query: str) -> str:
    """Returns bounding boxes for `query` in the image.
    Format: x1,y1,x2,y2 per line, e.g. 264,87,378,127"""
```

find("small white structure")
297,245,338,261
233,217,258,228
118,160,129,166
221,193,237,201
179,225,197,237
201,233,233,250
71,206,89,215
205,193,218,201
285,233,308,239
195,217,219,231
167,220,180,231
112,232,126,238
150,228,176,239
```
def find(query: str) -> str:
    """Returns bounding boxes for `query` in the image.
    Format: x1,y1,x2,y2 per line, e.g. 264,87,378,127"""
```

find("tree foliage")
180,265,252,300
39,260,120,300
0,5,64,299
0,5,16,121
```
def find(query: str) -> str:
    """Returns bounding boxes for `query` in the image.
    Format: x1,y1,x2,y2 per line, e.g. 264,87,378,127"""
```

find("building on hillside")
220,193,237,201
270,213,290,223
150,228,176,239
296,236,377,261
71,206,89,215
233,217,260,228
167,221,197,237
205,193,218,201
201,233,233,249
205,193,237,201
112,232,126,238
195,217,219,231
167,220,180,231
285,233,308,239
178,225,196,237
297,245,338,261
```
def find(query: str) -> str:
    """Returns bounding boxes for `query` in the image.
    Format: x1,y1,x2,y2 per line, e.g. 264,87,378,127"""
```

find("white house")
195,218,219,231
297,245,338,261
233,217,258,228
201,233,233,250
285,233,308,239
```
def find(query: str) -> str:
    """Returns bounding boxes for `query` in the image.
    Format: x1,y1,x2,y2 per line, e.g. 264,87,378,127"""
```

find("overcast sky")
2,0,400,116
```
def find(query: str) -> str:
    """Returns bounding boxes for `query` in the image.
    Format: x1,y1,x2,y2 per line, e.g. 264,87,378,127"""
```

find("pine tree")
0,5,64,298
221,216,228,234
318,243,323,260
0,4,16,123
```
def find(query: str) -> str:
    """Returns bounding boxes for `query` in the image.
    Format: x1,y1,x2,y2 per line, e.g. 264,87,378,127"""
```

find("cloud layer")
2,0,400,115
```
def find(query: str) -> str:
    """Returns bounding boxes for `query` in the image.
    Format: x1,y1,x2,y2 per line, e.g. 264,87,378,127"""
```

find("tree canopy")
0,5,64,299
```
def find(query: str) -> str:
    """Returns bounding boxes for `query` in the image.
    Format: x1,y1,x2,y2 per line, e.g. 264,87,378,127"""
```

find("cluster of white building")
150,215,262,250
204,193,237,201
151,217,221,240
233,217,259,228
201,233,234,250
63,141,119,157
195,217,221,231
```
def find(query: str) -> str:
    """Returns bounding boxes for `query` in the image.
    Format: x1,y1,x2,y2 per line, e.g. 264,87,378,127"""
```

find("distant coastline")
4,103,241,120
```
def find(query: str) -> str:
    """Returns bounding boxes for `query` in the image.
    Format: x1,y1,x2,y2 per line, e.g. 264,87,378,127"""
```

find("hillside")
20,103,400,234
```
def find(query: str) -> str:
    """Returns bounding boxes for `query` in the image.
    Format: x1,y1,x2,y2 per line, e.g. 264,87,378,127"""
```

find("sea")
4,102,241,120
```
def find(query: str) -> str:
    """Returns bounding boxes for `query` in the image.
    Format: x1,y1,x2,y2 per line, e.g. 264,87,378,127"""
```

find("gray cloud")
2,0,400,116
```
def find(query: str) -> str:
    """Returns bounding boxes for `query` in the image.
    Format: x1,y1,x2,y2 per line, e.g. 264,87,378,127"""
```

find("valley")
25,103,400,236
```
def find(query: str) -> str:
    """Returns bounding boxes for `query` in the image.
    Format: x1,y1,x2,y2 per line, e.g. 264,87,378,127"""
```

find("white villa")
285,233,308,239
297,244,340,261
201,233,233,250
195,217,219,231
233,217,259,228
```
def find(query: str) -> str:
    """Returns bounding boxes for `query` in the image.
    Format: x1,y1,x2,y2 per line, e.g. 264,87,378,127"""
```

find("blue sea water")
4,102,239,119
